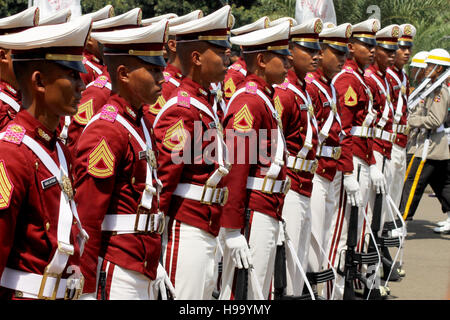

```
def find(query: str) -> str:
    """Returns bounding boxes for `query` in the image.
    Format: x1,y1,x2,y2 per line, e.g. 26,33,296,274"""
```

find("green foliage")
0,0,27,18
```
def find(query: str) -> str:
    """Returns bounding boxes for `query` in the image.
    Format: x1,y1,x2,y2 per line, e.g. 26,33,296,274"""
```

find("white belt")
246,176,290,194
373,127,396,143
286,156,318,173
350,126,373,138
101,211,165,234
392,124,408,135
173,183,228,206
0,267,83,300
317,145,341,160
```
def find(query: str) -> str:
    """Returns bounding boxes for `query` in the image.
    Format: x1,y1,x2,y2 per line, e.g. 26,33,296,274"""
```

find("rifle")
234,208,251,300
273,239,287,299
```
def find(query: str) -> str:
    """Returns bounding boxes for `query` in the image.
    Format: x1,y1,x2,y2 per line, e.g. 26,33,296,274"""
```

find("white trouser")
389,144,407,208
163,219,218,300
79,257,155,300
309,174,338,273
219,211,280,300
282,190,312,296
325,157,372,300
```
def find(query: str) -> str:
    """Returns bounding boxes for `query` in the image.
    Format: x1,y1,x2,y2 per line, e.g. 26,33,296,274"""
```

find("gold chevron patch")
224,78,236,98
233,104,254,132
344,85,358,107
73,99,94,125
274,95,284,118
162,119,187,152
0,160,13,209
149,95,166,115
87,138,115,178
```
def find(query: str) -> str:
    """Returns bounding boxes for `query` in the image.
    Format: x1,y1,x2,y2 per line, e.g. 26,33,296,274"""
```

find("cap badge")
404,25,412,36
345,25,352,38
314,20,323,34
392,26,400,37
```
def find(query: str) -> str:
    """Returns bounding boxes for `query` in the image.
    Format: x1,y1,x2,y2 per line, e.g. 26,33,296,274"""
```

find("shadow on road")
405,219,450,241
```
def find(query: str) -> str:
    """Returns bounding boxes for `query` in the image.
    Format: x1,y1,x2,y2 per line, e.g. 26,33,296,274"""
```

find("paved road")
386,188,450,300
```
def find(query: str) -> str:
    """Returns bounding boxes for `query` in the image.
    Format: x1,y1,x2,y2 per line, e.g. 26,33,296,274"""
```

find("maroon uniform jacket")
365,65,394,159
153,77,225,236
0,111,81,299
306,69,343,181
221,74,287,230
333,59,376,172
73,94,160,293
274,70,318,197
0,81,21,131
386,65,410,149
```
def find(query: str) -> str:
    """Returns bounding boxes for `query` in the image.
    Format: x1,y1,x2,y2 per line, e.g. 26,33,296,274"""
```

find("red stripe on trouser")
166,220,181,287
230,210,254,300
96,259,115,300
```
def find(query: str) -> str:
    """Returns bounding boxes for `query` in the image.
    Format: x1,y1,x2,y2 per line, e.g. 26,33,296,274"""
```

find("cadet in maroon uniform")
143,10,203,125
73,20,174,300
273,18,322,297
153,6,232,300
219,21,291,300
223,16,270,104
0,17,91,300
0,7,39,130
306,24,350,297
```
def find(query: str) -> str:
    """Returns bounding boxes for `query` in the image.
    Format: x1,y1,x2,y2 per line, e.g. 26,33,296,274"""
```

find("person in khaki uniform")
400,48,450,234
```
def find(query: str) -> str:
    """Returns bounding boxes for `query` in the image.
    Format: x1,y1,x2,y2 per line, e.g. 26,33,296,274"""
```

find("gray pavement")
387,188,450,300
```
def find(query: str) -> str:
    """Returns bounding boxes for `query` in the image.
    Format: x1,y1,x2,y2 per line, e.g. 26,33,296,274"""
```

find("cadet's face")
395,45,412,66
411,66,426,83
200,45,230,83
128,60,165,106
350,40,375,67
322,46,346,78
42,64,85,117
264,52,290,85
375,46,396,71
290,44,320,75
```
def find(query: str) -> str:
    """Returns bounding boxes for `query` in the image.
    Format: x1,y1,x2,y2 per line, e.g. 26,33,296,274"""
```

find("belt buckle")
311,160,318,174
219,187,229,206
404,125,410,135
332,147,341,160
64,274,84,300
156,211,165,234
261,176,276,194
282,177,291,195
38,266,61,300
200,184,216,205
135,205,151,233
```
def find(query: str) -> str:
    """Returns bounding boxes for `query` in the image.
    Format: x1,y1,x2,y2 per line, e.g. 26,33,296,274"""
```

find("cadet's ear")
0,49,8,63
256,52,267,69
192,49,202,67
167,39,177,53
31,70,46,94
117,65,129,84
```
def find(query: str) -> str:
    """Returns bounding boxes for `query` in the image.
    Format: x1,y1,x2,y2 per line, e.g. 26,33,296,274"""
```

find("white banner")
31,0,81,19
295,0,336,25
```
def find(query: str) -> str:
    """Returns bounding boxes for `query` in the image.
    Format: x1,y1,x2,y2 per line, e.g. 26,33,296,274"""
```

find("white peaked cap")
169,5,232,49
425,48,450,67
410,51,429,68
0,15,92,73
398,24,416,47
39,8,71,26
269,17,297,27
319,23,352,52
376,24,400,50
92,7,141,30
231,16,270,36
351,18,380,45
0,6,39,33
165,10,203,27
290,18,322,50
93,19,169,67
142,13,178,26
77,5,114,22
231,21,291,56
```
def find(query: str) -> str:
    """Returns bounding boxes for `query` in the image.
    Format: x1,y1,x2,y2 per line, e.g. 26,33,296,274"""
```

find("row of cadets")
0,15,92,300
306,22,351,299
60,7,142,150
152,5,233,300
272,18,322,297
72,18,174,300
220,19,292,300
143,10,204,124
0,6,73,131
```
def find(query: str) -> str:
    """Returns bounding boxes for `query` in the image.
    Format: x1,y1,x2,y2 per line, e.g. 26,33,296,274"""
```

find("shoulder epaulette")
245,81,258,94
92,75,109,88
177,91,191,108
230,63,243,71
278,78,289,90
344,66,353,73
364,69,373,77
163,71,171,83
99,104,118,123
305,72,315,84
2,124,25,145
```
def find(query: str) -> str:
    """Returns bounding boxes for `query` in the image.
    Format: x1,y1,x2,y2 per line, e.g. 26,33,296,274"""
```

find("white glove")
343,173,363,207
369,165,386,194
223,228,253,269
151,263,176,300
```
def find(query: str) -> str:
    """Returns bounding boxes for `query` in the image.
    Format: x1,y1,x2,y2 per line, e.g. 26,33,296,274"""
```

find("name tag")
139,151,147,161
41,176,58,190
299,104,308,110
209,122,216,129
323,102,330,107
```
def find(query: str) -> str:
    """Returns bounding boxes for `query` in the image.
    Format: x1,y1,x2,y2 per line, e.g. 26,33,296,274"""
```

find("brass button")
209,220,212,226
299,183,302,188
299,127,303,132
15,291,23,298
383,148,386,152
322,169,326,173
45,222,50,231
144,261,148,268
131,177,136,185
366,154,369,158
